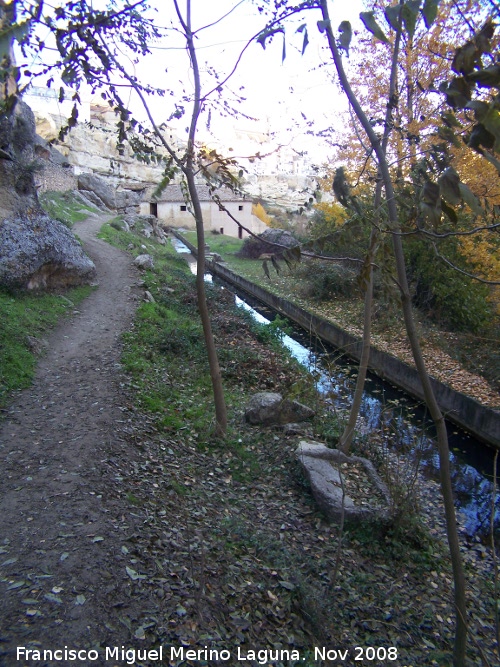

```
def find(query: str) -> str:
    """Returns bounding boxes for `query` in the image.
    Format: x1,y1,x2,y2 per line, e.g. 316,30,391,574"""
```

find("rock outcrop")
244,392,315,426
0,100,96,290
237,228,300,259
296,441,392,523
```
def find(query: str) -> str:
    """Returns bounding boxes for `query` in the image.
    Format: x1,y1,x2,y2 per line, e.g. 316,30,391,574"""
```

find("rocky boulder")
0,100,96,291
77,172,116,209
133,254,154,270
296,441,392,523
245,392,314,426
115,189,142,215
0,212,96,290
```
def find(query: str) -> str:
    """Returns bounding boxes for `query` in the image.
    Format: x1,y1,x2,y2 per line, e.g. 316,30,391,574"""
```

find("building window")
150,202,158,217
220,227,224,235
180,205,187,211
238,205,243,211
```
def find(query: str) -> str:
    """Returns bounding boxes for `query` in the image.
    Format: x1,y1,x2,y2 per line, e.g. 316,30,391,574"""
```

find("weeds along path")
0,214,155,663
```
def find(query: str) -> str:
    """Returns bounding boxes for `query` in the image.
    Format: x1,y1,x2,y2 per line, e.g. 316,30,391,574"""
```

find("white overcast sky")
22,0,366,163
127,0,366,162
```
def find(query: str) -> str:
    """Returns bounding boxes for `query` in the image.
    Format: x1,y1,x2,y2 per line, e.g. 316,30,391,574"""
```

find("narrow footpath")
0,215,156,665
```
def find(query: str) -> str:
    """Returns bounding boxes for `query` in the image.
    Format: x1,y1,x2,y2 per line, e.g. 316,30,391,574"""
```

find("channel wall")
176,232,500,449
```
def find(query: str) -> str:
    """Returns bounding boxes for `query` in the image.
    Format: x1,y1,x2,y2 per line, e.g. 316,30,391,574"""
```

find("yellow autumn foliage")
458,232,500,313
313,201,349,228
252,202,271,226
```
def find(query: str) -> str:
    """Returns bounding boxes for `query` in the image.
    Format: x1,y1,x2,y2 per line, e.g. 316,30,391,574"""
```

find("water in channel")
172,237,499,543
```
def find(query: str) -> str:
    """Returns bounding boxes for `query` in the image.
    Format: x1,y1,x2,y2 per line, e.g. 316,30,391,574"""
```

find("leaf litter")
0,221,497,667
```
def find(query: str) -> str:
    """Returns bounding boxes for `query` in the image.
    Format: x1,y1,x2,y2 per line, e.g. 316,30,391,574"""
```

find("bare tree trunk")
180,0,228,437
319,2,468,664
340,5,402,454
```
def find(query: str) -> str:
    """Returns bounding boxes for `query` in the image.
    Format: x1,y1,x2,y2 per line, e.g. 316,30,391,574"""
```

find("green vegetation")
99,221,318,453
39,191,100,228
0,285,93,408
99,224,478,665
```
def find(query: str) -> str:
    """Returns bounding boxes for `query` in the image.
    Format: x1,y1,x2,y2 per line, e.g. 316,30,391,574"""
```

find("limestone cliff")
0,100,96,290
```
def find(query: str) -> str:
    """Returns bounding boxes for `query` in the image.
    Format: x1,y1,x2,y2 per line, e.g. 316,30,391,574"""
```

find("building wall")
35,162,77,194
141,199,265,239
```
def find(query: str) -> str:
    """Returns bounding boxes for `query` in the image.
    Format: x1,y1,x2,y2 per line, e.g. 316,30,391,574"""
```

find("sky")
117,0,366,165
21,0,366,166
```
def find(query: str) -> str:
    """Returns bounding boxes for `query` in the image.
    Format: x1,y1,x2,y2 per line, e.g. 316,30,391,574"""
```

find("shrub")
406,239,493,333
299,261,360,301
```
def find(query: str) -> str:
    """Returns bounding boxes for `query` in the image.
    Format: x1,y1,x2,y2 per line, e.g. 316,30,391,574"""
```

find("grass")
99,221,320,468
39,190,100,228
0,285,93,408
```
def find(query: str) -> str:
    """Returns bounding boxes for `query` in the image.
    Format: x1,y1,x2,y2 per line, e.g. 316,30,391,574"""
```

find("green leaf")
437,125,461,148
442,77,472,109
421,180,440,207
467,64,500,88
384,5,402,31
452,42,479,76
438,167,461,205
0,21,30,60
440,111,461,128
440,199,458,223
317,19,331,34
338,21,352,56
419,201,441,225
126,566,145,581
458,182,483,215
478,106,500,151
7,581,25,590
468,123,495,152
422,0,439,29
402,0,421,40
75,594,86,605
466,100,489,121
359,11,390,44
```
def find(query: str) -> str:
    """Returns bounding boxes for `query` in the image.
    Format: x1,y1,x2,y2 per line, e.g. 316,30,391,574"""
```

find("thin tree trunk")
319,2,468,664
181,0,228,437
340,4,402,453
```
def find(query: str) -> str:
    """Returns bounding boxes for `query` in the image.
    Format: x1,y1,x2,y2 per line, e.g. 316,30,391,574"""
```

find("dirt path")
0,215,155,665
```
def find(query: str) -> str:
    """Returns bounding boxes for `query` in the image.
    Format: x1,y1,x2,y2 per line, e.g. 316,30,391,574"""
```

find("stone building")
142,184,267,239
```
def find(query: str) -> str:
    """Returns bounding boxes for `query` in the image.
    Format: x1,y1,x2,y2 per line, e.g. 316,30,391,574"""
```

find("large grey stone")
77,189,109,211
0,212,96,290
77,172,116,209
296,441,392,523
133,254,154,270
0,101,96,291
245,392,315,426
115,189,142,211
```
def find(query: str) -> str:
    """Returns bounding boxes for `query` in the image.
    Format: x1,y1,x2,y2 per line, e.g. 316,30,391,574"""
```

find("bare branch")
432,243,500,285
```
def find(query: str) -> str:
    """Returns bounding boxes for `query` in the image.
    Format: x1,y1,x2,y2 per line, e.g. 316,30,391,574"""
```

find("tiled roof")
155,184,247,203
